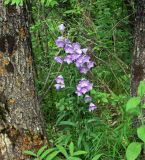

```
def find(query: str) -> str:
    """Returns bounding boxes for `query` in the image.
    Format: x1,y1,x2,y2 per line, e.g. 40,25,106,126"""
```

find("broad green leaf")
137,81,145,97
56,145,68,158
137,125,145,143
69,142,74,156
126,142,142,160
46,151,60,160
73,151,87,156
126,97,140,112
40,148,56,159
23,150,37,157
37,145,47,156
91,154,103,160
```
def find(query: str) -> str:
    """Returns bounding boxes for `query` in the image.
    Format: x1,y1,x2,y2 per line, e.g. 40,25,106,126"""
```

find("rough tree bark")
0,1,46,160
131,1,145,97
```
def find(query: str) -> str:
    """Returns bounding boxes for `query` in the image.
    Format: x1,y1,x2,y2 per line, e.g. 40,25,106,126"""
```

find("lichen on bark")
0,2,46,159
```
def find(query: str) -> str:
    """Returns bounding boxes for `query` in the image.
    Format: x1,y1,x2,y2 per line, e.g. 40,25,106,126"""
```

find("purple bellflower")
84,95,92,103
64,55,73,64
55,75,65,90
64,44,74,54
76,78,93,96
75,55,94,74
82,48,88,54
72,43,82,54
54,56,63,64
55,36,65,48
89,103,97,111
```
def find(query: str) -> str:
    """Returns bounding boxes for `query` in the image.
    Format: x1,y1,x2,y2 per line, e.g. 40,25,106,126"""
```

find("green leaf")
137,81,145,97
4,0,11,5
53,157,62,160
73,151,87,156
56,145,68,158
69,142,74,156
142,103,145,108
37,146,47,156
41,0,46,4
46,151,60,160
58,121,76,127
77,131,84,147
137,125,145,143
40,148,56,159
126,97,141,112
126,142,142,160
91,154,103,160
67,157,81,160
90,89,97,95
11,0,22,5
102,97,108,103
23,150,37,157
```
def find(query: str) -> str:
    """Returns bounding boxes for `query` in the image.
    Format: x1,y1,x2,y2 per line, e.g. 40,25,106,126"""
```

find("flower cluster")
54,24,97,111
54,75,65,90
76,79,93,96
55,26,94,74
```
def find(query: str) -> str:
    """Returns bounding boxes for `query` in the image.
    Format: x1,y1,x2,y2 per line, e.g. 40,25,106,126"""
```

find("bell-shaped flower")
54,56,63,64
89,103,97,111
58,24,65,33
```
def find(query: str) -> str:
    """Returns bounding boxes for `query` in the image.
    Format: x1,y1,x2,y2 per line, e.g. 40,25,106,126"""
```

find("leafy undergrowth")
29,0,134,159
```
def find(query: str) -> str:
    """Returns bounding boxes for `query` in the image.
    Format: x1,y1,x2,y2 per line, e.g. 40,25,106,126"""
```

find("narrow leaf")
23,150,37,157
56,145,68,158
58,121,76,127
68,157,81,160
40,148,56,159
46,151,60,160
37,146,47,156
91,154,103,160
73,151,87,156
69,142,74,156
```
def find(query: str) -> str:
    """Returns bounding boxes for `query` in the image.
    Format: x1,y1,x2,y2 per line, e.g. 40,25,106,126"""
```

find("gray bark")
131,0,145,96
0,2,46,160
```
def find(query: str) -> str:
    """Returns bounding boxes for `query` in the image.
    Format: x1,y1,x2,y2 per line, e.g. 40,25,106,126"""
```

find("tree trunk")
0,2,46,160
131,1,145,97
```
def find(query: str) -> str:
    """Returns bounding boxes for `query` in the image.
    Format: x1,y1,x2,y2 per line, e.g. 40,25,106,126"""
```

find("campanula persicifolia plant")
28,0,133,159
54,24,96,111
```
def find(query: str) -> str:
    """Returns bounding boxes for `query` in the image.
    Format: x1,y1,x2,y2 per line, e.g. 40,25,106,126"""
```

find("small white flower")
58,24,65,33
